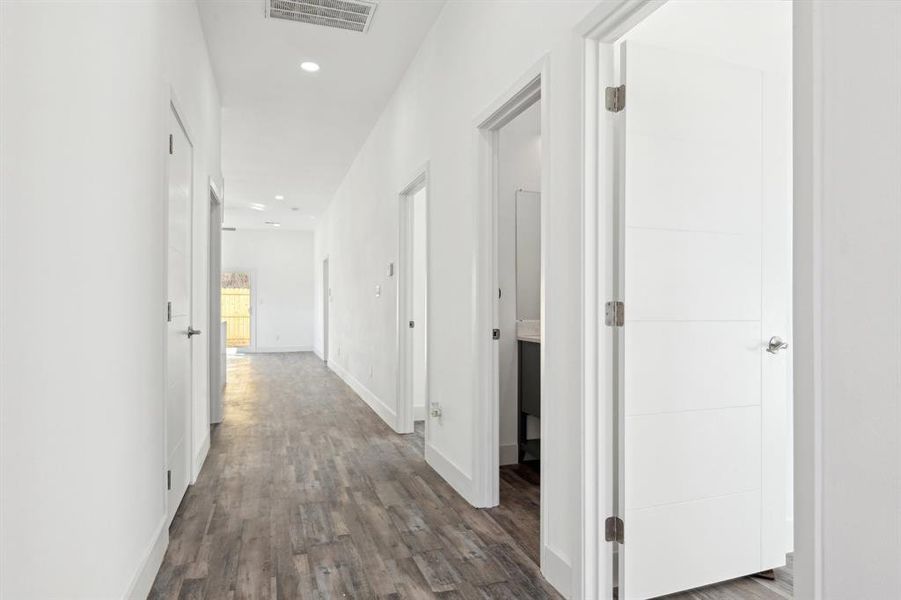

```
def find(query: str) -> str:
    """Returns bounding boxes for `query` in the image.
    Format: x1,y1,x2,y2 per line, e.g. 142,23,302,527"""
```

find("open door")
614,42,789,598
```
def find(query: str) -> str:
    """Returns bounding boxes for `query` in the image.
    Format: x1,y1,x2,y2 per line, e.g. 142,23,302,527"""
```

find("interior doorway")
398,169,429,446
165,103,196,524
472,65,549,574
322,257,329,364
583,2,793,597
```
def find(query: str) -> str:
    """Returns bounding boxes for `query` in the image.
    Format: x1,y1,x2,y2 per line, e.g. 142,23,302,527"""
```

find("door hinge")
605,516,624,544
169,134,174,155
166,470,172,490
409,320,415,328
492,328,501,340
605,301,625,327
605,84,625,113
167,301,172,322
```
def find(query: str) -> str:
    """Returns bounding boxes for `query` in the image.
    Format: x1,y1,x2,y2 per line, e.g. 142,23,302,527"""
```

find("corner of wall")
327,360,398,431
424,443,476,505
542,545,573,599
124,517,169,600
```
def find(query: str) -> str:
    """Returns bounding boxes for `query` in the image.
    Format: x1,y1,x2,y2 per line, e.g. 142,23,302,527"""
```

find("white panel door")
616,42,789,599
167,107,193,523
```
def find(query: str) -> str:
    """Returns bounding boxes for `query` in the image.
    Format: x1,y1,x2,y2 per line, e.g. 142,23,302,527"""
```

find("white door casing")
615,42,789,599
166,106,193,524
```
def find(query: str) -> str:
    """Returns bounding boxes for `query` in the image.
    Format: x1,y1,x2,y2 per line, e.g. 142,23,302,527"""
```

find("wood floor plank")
148,352,790,600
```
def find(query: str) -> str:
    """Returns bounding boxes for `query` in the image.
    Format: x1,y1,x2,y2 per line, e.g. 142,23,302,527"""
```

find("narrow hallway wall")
0,1,221,597
313,2,597,595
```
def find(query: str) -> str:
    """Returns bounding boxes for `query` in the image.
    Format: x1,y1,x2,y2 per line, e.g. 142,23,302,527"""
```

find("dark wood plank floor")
150,352,560,599
150,352,792,600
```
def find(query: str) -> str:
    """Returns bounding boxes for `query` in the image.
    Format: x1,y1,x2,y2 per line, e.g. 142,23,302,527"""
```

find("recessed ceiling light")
291,207,300,212
274,195,284,200
249,203,266,211
300,61,320,73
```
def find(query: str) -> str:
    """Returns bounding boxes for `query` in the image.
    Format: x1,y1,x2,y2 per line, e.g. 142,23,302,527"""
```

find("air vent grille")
268,0,377,33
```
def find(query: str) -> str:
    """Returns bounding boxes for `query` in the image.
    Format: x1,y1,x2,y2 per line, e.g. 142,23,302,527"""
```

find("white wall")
222,229,316,352
0,2,221,597
497,102,541,463
794,2,901,598
313,2,596,594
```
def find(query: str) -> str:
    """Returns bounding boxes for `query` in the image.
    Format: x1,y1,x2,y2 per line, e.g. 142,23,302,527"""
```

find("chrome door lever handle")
187,327,202,338
766,336,788,354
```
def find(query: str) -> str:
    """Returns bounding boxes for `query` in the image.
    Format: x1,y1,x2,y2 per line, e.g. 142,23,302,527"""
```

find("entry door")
616,42,789,598
167,107,193,523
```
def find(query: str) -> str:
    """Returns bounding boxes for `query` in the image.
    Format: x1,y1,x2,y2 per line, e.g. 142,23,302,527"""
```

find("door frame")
472,57,548,544
164,95,197,523
397,164,430,435
208,178,224,425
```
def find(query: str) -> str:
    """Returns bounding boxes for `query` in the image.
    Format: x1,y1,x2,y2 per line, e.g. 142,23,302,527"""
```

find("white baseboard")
242,345,313,353
413,405,426,421
313,347,325,361
786,517,794,554
125,517,169,599
499,443,519,466
192,431,210,482
425,442,475,505
328,360,398,432
542,544,573,599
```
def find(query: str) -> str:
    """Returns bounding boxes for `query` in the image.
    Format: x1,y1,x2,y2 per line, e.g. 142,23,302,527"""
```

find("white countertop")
516,320,541,343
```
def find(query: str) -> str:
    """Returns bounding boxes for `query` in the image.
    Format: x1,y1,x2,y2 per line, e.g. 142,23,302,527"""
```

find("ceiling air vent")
267,0,378,33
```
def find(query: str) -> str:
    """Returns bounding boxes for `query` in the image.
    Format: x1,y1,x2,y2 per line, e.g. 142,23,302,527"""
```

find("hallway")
150,353,559,599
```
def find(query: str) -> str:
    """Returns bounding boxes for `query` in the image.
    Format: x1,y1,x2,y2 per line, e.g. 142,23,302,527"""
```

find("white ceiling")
197,0,446,231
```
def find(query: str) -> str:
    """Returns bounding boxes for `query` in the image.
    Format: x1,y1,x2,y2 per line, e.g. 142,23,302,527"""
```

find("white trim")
542,545,574,600
499,444,518,466
328,359,398,431
241,346,314,354
397,164,431,437
792,1,823,596
425,442,475,504
575,3,668,598
192,430,210,483
124,517,168,600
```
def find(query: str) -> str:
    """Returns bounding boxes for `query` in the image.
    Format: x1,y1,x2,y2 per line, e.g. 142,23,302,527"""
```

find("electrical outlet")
375,284,381,297
430,402,442,419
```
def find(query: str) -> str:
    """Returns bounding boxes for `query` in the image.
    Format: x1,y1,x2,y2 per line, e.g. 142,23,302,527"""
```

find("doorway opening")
398,168,429,452
322,257,329,365
473,63,549,575
221,271,252,352
581,1,793,597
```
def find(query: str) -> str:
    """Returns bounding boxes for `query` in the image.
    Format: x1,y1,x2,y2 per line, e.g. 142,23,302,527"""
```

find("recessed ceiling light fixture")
274,194,285,200
300,61,320,73
249,203,266,211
